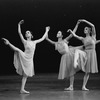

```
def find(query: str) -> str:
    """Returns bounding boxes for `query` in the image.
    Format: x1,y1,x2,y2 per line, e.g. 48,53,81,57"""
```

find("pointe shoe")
20,90,30,94
64,87,74,91
82,87,89,91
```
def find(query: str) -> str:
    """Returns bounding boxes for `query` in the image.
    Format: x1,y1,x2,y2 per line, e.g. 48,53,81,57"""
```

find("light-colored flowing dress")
83,36,98,73
56,40,87,79
14,41,36,77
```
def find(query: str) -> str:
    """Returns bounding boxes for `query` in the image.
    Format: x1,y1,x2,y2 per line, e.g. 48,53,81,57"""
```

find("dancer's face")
25,31,33,39
57,31,63,38
84,27,90,35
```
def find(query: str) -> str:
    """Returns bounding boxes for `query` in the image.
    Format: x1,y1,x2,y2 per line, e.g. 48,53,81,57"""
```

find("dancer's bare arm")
46,34,56,45
73,20,81,33
34,26,50,44
67,29,84,41
65,34,73,41
67,20,83,41
79,19,96,38
18,20,26,44
96,40,100,44
74,45,84,50
65,21,80,41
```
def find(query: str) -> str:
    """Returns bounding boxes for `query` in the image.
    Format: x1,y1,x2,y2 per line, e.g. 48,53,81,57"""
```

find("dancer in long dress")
68,19,100,91
2,20,50,93
46,29,87,90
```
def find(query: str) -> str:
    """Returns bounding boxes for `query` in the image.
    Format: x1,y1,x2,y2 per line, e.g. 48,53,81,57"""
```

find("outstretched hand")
67,29,72,33
46,26,50,32
77,19,82,24
78,19,82,23
18,20,24,25
2,38,9,45
67,29,75,36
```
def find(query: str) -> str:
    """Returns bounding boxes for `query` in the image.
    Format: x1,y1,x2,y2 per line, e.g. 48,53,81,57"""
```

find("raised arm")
34,26,50,44
73,45,84,50
66,20,83,41
63,21,80,42
96,40,100,44
64,34,73,41
80,19,94,27
73,20,81,33
18,20,26,44
67,29,84,41
79,19,96,37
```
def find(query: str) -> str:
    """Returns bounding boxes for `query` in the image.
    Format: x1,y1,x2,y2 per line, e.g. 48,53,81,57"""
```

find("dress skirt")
58,48,78,79
84,49,98,73
58,48,87,79
13,49,34,77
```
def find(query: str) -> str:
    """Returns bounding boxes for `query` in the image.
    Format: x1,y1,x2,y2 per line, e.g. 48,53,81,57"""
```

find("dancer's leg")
20,75,30,94
8,42,20,52
65,75,74,91
82,73,89,91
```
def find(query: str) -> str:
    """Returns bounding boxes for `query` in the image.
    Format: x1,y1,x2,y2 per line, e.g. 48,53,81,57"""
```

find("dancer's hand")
46,26,50,32
18,20,24,25
77,19,82,24
2,38,9,45
78,19,82,23
67,29,75,36
67,29,72,33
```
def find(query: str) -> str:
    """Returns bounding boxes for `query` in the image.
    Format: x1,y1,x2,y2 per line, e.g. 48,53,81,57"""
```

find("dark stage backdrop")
0,0,100,75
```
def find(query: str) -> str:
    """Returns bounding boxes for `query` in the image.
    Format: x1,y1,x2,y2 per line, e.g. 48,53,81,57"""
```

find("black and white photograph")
0,0,100,100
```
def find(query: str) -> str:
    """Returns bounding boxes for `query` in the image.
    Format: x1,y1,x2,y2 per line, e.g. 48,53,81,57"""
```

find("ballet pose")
46,29,87,91
68,19,100,91
2,20,50,94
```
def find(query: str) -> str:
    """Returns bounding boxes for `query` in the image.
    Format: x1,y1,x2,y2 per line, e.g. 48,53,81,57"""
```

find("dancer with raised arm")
46,29,87,91
2,20,50,94
68,19,100,91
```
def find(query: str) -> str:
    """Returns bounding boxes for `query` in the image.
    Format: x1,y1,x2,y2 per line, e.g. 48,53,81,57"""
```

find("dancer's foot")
64,87,74,91
82,87,89,91
20,90,30,94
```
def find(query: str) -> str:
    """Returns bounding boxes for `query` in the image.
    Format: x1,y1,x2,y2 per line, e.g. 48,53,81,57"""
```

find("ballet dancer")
46,28,87,91
68,19,100,91
2,20,50,93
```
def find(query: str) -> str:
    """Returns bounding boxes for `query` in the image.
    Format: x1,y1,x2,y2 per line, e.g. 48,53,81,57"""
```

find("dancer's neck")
58,37,62,41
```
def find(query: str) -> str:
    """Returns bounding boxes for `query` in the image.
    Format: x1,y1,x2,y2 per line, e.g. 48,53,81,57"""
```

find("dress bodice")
24,41,36,55
55,40,69,54
83,36,96,50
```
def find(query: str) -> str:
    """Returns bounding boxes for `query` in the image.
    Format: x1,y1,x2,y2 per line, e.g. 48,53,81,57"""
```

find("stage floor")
0,73,100,100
